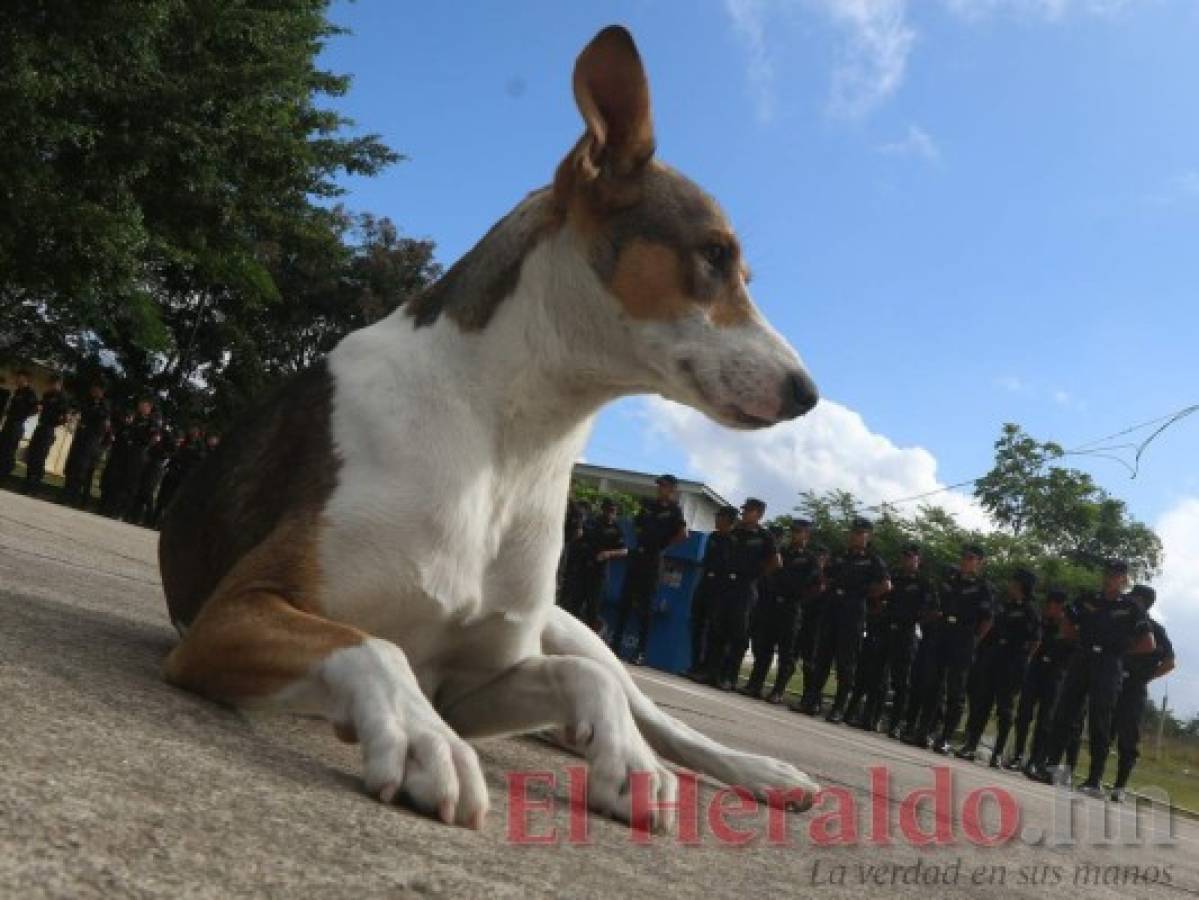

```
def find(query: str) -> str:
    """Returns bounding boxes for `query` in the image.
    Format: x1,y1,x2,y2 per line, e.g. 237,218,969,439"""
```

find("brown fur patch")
159,362,338,632
608,239,690,321
164,586,365,701
708,284,755,328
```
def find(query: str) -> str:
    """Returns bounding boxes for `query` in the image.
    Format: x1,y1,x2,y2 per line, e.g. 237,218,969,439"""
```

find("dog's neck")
378,209,637,470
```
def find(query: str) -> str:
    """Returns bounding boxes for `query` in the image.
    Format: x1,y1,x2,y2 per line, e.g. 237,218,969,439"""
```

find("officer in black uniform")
845,554,894,729
686,504,738,680
1111,584,1175,801
796,517,890,722
869,544,935,737
906,545,994,753
744,519,815,702
99,409,136,515
1005,588,1072,773
0,370,39,480
64,382,112,507
610,475,687,665
115,399,161,520
558,499,592,613
957,567,1041,765
126,427,171,525
153,425,202,522
709,498,779,690
22,376,67,494
1029,560,1153,796
791,543,830,710
575,498,628,631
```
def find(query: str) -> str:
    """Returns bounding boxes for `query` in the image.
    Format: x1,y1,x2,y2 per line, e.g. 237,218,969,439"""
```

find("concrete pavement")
0,490,1195,898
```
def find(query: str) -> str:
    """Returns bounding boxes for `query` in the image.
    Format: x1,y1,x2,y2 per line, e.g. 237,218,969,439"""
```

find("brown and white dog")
159,26,820,831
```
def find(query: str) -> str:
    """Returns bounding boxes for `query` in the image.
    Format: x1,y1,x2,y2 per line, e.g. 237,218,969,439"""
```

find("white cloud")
1151,497,1199,715
723,0,1139,121
724,0,777,123
639,396,992,530
943,0,1135,21
1150,170,1199,207
819,0,915,118
878,124,941,162
994,374,1028,392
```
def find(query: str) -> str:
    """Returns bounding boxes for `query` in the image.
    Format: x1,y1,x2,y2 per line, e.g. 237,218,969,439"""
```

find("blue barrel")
598,521,708,673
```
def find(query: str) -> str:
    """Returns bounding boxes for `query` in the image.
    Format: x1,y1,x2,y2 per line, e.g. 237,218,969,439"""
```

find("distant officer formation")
559,478,1175,802
0,370,220,527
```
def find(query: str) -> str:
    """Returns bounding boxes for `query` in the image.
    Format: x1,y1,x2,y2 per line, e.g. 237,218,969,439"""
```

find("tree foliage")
0,0,427,426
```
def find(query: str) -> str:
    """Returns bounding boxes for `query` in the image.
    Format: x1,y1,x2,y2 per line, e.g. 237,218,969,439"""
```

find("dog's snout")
779,370,819,419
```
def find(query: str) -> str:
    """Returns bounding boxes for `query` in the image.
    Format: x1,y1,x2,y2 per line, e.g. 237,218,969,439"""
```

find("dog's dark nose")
779,370,819,419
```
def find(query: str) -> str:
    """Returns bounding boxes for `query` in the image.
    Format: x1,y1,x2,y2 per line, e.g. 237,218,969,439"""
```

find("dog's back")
158,362,338,633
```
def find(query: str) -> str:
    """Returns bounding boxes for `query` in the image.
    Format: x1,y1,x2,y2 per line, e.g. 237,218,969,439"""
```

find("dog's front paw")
725,754,819,812
576,723,678,832
361,718,490,829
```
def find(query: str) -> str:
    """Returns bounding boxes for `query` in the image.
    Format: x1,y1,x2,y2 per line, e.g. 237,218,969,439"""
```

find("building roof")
571,462,731,509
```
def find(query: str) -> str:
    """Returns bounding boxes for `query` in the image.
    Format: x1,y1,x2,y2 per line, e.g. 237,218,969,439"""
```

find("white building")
571,463,731,532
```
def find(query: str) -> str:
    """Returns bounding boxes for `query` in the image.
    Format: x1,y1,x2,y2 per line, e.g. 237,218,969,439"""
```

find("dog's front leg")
541,606,819,810
165,592,489,828
439,656,678,830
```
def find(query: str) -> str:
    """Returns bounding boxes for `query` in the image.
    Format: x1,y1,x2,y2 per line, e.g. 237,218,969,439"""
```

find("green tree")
974,424,1161,577
0,0,399,419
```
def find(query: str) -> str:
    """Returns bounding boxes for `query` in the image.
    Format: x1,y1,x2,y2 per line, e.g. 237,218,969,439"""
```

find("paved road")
1,491,1196,898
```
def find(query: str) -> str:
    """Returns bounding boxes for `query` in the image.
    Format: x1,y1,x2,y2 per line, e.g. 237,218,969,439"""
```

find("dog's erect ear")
555,26,655,206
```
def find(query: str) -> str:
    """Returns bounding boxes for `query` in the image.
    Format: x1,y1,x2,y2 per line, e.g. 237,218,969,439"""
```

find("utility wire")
858,402,1198,513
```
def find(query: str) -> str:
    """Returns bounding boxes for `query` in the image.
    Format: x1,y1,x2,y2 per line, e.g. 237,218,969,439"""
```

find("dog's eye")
700,242,732,276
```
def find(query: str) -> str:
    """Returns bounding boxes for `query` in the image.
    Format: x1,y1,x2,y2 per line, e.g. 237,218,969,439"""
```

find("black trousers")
806,599,865,710
964,647,1028,756
865,622,917,729
0,421,24,477
708,582,756,684
22,424,57,485
901,633,935,732
1114,677,1150,789
747,596,802,695
65,439,100,502
689,578,720,672
1012,657,1066,764
914,629,975,742
847,618,887,721
610,551,661,658
796,596,825,691
1043,650,1123,785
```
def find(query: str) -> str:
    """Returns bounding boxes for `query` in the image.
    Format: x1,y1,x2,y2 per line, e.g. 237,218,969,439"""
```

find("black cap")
851,516,874,532
1046,586,1068,603
902,542,921,556
717,504,738,519
656,474,678,487
1104,559,1130,576
812,543,829,555
741,497,767,513
1012,567,1038,594
1130,584,1157,607
792,518,813,530
769,524,785,536
963,544,986,559
600,498,617,511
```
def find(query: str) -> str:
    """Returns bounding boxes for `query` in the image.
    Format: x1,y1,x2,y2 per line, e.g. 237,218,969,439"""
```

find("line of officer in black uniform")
716,524,1174,800
0,374,221,526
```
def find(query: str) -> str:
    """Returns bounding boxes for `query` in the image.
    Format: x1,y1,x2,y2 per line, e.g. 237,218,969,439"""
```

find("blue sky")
319,2,1199,705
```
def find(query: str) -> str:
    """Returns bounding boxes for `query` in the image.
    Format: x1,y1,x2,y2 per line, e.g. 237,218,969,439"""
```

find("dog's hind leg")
438,654,679,830
165,591,489,828
540,606,819,810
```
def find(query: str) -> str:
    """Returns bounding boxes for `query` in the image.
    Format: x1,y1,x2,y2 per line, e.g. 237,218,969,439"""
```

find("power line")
859,402,1198,514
